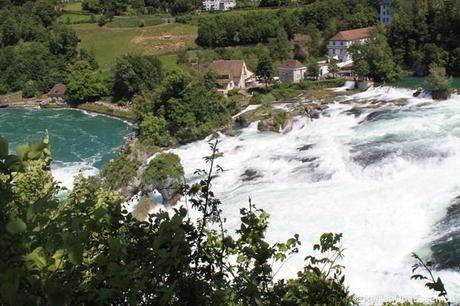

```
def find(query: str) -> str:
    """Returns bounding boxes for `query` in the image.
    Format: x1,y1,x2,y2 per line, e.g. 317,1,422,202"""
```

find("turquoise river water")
0,108,132,188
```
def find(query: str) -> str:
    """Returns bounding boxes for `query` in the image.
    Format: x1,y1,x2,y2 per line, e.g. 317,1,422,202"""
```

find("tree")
328,59,339,78
82,0,103,13
49,25,79,60
425,64,452,100
171,0,193,15
256,53,275,87
32,0,57,27
203,69,219,90
448,48,460,76
66,60,107,104
79,48,99,70
307,58,320,80
353,59,370,79
139,113,169,146
349,27,400,82
268,28,293,61
112,54,163,101
1,18,20,46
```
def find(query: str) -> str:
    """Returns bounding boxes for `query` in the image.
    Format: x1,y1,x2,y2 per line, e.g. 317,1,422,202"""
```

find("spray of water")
170,87,460,303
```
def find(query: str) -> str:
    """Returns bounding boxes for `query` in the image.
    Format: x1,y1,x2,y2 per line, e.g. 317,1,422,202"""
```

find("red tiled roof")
278,60,306,69
330,27,372,41
212,60,245,79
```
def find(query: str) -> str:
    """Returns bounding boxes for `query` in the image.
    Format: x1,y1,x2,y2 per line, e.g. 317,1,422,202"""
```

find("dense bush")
66,60,107,104
142,152,184,189
112,54,163,101
196,10,294,48
196,0,379,49
101,145,141,190
295,79,346,90
0,1,81,95
134,69,233,144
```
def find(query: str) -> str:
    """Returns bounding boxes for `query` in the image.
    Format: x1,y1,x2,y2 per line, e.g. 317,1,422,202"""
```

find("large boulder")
142,153,184,207
257,117,280,133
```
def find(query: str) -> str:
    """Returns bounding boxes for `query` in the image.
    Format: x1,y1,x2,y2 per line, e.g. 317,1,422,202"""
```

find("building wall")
379,0,391,24
327,38,368,62
203,0,236,11
279,68,306,83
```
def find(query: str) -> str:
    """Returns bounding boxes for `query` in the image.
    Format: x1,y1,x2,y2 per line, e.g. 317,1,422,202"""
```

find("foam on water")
171,87,460,303
51,162,99,189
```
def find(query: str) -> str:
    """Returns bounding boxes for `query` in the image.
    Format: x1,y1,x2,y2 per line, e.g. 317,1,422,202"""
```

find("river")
0,108,133,188
1,88,459,303
171,86,460,303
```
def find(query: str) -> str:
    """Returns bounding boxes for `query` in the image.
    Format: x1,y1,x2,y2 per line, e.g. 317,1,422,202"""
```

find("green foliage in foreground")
0,135,358,305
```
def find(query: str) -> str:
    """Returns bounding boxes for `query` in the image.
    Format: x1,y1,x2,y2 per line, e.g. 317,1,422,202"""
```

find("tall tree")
66,60,107,104
269,28,294,61
349,27,400,82
256,53,275,87
307,58,320,80
112,54,163,101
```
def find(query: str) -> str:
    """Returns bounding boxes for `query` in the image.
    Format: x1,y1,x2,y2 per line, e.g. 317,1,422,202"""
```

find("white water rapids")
169,87,460,304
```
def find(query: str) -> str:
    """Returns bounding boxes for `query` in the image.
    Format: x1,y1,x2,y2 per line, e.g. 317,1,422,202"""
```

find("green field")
391,76,460,89
57,13,95,24
72,23,198,68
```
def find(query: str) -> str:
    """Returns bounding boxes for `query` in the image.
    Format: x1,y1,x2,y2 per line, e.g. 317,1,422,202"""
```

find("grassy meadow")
72,22,198,68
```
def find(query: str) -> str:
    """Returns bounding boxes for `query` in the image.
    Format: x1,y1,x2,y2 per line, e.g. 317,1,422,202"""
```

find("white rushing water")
171,87,460,304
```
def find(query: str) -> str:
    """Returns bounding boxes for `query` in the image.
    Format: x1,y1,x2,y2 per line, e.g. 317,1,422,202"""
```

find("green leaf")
6,217,27,234
24,247,47,270
68,244,83,266
0,136,8,159
48,249,65,272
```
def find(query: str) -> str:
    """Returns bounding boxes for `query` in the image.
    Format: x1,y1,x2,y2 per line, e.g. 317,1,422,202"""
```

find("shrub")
142,152,184,188
101,146,141,190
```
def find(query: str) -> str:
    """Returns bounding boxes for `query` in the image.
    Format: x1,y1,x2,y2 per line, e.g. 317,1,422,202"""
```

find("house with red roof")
327,27,372,62
278,60,307,83
211,60,255,93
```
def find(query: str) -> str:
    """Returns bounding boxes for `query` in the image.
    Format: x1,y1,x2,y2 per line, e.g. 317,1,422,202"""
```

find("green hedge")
295,79,346,90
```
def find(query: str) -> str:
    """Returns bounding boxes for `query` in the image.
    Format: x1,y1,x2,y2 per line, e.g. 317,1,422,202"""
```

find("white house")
327,27,372,62
202,0,236,11
278,60,307,83
211,60,255,93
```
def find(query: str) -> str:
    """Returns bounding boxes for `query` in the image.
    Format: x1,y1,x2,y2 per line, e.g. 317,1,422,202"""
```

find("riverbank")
0,99,137,122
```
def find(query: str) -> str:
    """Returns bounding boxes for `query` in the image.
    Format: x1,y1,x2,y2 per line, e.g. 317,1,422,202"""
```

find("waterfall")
172,87,460,303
